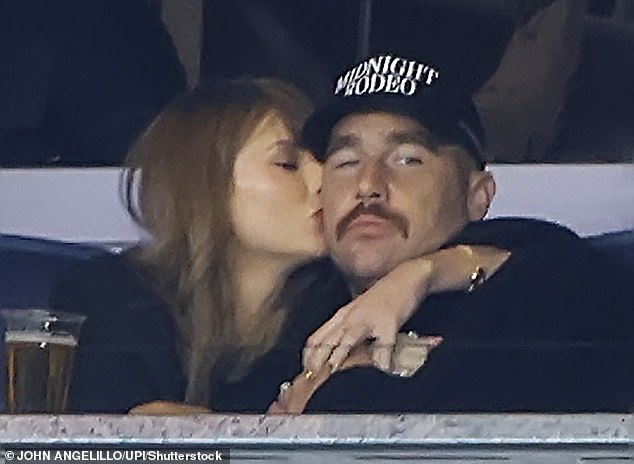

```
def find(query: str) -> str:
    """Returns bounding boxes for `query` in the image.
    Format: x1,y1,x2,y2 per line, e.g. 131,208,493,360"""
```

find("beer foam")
5,331,78,346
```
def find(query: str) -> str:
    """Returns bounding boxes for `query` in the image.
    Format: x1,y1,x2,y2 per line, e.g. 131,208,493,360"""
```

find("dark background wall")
1,0,633,166
202,0,634,163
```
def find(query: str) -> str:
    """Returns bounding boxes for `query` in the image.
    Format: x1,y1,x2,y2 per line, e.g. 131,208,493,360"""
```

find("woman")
51,78,322,411
126,78,324,406
50,78,510,413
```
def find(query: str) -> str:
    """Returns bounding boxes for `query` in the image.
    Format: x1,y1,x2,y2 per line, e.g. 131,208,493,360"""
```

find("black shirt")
49,218,634,413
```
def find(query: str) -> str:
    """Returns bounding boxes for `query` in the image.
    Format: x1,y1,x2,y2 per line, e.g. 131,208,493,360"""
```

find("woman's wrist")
424,245,511,294
399,257,435,302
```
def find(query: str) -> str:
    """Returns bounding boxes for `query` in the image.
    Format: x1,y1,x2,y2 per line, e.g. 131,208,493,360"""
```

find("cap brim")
302,94,425,161
302,91,485,166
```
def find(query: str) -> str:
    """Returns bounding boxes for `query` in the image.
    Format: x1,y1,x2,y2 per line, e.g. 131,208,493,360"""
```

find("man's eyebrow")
387,130,436,149
325,134,360,156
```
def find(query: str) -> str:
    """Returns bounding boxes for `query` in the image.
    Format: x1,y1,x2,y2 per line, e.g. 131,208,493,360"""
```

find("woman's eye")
274,161,299,171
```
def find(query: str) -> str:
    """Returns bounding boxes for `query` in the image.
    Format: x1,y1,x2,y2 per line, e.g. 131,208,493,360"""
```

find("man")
271,52,634,413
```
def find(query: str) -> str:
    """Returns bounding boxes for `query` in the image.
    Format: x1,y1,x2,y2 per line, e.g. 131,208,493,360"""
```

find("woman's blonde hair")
124,78,312,405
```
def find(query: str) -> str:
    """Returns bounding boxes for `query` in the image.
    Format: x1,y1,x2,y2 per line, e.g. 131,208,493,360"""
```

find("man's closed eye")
396,156,423,166
335,159,360,169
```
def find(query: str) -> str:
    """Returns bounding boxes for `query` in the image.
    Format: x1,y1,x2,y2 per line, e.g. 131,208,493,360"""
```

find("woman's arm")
303,244,510,373
129,400,212,415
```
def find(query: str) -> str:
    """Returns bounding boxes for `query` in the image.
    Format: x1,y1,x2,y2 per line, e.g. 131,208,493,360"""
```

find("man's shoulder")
454,217,579,247
456,220,633,340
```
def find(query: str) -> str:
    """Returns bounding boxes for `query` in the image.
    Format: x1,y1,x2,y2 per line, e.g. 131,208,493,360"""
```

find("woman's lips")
312,208,324,234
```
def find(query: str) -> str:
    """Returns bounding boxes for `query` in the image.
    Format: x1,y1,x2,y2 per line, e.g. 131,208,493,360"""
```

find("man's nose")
356,159,387,203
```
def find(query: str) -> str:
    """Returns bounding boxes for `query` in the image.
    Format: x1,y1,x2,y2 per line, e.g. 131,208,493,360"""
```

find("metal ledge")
1,414,632,463
0,413,631,445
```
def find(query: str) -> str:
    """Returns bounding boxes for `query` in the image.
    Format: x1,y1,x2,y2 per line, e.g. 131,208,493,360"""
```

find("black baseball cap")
302,53,486,169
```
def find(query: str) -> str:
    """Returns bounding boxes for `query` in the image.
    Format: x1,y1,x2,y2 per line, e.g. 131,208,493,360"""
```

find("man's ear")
467,171,496,221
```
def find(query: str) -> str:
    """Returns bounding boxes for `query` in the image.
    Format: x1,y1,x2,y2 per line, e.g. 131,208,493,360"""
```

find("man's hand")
128,400,212,415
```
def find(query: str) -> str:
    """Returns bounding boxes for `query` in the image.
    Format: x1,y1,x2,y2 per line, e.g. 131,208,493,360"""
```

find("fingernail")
375,349,390,371
304,370,314,380
330,362,339,374
278,381,292,396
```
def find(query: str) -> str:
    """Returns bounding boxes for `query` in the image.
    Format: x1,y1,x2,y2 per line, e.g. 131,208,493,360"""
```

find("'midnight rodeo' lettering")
334,55,440,96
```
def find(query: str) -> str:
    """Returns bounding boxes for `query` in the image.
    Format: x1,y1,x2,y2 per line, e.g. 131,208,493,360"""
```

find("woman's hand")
128,400,212,415
303,258,434,374
302,245,510,374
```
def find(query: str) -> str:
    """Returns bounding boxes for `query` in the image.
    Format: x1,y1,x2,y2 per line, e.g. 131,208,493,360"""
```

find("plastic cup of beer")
1,309,86,414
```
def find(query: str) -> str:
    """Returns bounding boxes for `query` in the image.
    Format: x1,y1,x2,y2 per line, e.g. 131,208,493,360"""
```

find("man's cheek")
322,213,339,240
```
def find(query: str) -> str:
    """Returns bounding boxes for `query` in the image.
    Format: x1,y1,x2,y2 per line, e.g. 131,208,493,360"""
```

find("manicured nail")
278,381,291,396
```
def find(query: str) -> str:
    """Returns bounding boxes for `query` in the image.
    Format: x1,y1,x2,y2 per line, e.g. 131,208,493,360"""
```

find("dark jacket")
49,218,634,413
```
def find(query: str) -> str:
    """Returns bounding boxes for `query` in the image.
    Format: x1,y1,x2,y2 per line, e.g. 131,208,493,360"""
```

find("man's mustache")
336,203,409,240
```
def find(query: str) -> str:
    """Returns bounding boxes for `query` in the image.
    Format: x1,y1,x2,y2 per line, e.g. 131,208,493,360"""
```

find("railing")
1,414,632,462
1,165,633,244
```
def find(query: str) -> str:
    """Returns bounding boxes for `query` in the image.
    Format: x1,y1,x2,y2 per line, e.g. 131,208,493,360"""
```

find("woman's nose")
303,158,323,195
